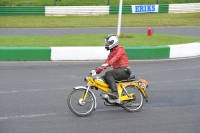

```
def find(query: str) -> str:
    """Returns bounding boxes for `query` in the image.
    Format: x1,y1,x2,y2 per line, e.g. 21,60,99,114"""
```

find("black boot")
107,82,118,99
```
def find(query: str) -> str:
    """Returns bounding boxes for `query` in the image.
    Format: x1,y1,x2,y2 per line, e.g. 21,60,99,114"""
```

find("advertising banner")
132,5,159,13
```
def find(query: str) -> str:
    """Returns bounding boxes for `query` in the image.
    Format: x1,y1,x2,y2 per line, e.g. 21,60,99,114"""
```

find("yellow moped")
67,73,149,117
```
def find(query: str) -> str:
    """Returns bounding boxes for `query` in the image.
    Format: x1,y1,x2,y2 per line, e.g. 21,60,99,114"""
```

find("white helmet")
105,34,119,50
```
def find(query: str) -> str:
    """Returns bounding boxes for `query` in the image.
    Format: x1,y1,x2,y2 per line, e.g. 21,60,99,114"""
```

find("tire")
121,85,144,112
67,88,95,117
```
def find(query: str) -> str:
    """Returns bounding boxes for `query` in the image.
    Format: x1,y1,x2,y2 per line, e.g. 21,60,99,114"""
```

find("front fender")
73,86,97,110
73,86,87,90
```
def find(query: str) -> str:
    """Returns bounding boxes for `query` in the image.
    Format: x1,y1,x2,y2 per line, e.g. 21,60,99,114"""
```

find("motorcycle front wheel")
67,88,96,117
121,85,144,112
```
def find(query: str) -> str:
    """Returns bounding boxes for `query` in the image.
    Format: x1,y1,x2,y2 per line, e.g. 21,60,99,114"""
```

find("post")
54,0,56,6
147,28,153,36
117,0,123,37
108,0,109,5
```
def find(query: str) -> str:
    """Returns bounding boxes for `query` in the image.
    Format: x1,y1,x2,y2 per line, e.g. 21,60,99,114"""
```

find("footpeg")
100,93,121,104
100,93,109,99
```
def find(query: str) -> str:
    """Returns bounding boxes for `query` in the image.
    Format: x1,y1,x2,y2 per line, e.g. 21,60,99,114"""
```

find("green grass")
1,13,200,28
0,34,199,47
0,2,199,47
0,13,200,47
0,0,199,6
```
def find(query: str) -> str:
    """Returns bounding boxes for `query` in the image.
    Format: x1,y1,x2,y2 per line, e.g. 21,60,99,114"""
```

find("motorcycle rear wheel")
121,85,144,112
67,88,95,117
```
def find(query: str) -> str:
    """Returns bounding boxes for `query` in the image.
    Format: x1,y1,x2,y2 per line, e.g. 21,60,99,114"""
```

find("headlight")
84,77,88,83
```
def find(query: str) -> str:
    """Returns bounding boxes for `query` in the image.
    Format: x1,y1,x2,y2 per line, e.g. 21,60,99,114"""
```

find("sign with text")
132,5,159,13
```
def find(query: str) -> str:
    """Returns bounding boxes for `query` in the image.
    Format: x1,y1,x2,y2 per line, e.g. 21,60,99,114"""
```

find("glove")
95,63,109,74
95,67,103,74
90,70,96,76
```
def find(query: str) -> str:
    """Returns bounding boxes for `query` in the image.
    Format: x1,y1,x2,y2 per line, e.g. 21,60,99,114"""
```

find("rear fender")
73,86,97,110
135,86,148,102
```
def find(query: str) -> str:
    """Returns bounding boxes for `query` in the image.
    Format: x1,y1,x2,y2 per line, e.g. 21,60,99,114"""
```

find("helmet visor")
105,41,111,46
105,40,114,46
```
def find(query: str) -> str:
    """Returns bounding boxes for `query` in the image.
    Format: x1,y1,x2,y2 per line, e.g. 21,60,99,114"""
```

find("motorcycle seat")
115,74,135,83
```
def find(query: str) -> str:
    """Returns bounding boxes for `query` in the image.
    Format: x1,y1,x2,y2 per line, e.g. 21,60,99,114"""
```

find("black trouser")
101,67,131,92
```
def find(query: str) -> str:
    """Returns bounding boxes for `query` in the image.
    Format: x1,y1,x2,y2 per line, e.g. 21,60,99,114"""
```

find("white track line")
0,108,123,121
138,66,200,74
0,88,67,94
0,113,60,121
149,78,200,84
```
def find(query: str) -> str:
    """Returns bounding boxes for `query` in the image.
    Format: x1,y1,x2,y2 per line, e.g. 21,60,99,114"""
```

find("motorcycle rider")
91,34,131,99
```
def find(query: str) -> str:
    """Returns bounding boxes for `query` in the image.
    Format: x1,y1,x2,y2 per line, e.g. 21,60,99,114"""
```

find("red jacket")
104,46,130,69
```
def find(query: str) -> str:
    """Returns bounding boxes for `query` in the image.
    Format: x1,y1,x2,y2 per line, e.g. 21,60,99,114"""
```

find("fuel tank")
94,78,109,88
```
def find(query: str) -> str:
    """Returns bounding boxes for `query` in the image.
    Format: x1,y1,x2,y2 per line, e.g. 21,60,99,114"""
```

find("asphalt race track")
0,27,200,133
1,27,200,37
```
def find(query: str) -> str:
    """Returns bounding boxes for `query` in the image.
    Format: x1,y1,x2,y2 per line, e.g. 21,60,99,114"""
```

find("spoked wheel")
121,85,144,112
67,88,96,117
